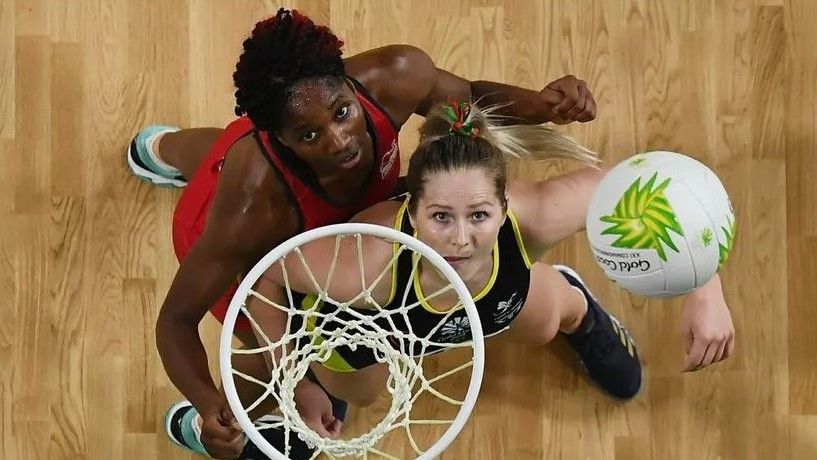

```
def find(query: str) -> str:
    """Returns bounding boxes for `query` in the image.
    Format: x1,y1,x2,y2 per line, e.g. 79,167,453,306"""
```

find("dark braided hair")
233,8,346,132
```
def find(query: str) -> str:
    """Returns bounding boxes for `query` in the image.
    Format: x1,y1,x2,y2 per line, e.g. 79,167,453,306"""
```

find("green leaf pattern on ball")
600,172,685,262
718,216,736,267
628,155,647,167
700,228,714,247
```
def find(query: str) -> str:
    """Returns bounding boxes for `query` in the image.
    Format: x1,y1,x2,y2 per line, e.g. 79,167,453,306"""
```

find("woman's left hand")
679,275,735,372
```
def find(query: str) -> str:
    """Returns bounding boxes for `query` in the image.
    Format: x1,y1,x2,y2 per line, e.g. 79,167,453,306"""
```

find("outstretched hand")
680,278,735,372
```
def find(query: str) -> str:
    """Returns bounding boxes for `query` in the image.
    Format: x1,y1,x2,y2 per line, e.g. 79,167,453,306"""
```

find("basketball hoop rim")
219,222,486,460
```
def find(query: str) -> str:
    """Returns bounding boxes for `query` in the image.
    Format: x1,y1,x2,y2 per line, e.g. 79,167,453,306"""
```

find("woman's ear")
501,193,510,224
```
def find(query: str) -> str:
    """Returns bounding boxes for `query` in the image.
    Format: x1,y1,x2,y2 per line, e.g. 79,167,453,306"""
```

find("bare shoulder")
346,200,405,304
506,167,607,258
506,180,546,255
349,199,404,228
344,45,437,126
205,135,300,259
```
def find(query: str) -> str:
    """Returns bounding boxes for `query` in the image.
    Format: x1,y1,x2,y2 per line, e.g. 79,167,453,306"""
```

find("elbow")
155,306,175,352
155,301,200,352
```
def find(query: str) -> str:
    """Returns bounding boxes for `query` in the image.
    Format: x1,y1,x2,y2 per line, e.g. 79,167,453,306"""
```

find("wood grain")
3,1,814,458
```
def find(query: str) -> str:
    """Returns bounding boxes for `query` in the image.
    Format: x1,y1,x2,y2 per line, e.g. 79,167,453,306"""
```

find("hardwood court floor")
1,0,815,458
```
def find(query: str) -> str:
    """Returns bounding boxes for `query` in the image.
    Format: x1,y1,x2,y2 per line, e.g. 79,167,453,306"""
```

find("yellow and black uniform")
290,199,535,372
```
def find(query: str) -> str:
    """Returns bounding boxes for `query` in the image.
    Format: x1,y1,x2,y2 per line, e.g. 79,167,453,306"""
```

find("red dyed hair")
233,8,346,132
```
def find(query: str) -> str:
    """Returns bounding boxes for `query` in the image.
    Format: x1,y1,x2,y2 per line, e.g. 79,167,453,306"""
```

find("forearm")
470,80,550,124
247,281,327,401
686,273,724,305
156,313,222,415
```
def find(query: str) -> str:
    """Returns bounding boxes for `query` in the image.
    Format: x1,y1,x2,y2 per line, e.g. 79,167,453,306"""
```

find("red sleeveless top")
172,79,401,330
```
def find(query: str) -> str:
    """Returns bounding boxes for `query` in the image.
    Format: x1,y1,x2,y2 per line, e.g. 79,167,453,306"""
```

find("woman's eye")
336,105,350,119
472,211,488,221
301,131,318,143
433,212,450,222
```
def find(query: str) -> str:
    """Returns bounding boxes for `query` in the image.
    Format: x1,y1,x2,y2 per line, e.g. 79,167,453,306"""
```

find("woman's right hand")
294,378,343,439
199,398,246,459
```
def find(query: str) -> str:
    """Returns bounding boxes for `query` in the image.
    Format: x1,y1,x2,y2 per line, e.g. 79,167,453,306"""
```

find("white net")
219,223,485,460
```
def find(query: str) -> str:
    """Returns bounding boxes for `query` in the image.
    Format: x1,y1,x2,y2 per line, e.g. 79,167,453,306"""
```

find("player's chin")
453,263,481,280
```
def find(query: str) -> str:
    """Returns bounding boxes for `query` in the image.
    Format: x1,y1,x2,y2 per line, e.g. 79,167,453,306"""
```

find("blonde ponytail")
419,100,599,166
406,99,599,215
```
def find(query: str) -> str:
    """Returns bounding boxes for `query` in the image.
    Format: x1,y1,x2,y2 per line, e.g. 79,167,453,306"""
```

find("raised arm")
345,45,596,127
509,167,734,372
507,166,608,256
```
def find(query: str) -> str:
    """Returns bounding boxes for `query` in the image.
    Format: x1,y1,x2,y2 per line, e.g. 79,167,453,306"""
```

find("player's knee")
527,300,562,346
534,313,561,346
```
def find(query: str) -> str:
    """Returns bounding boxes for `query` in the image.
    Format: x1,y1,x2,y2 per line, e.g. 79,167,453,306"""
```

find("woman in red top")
127,8,598,459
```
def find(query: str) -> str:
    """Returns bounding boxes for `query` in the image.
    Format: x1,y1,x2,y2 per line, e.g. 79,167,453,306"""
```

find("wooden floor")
2,0,816,458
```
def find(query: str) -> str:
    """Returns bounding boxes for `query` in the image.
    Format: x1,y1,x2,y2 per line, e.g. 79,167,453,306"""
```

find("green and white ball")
585,151,736,298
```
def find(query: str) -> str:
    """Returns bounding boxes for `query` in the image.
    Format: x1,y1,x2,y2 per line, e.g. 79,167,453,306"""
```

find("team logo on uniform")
494,291,524,325
435,315,471,344
380,139,399,179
